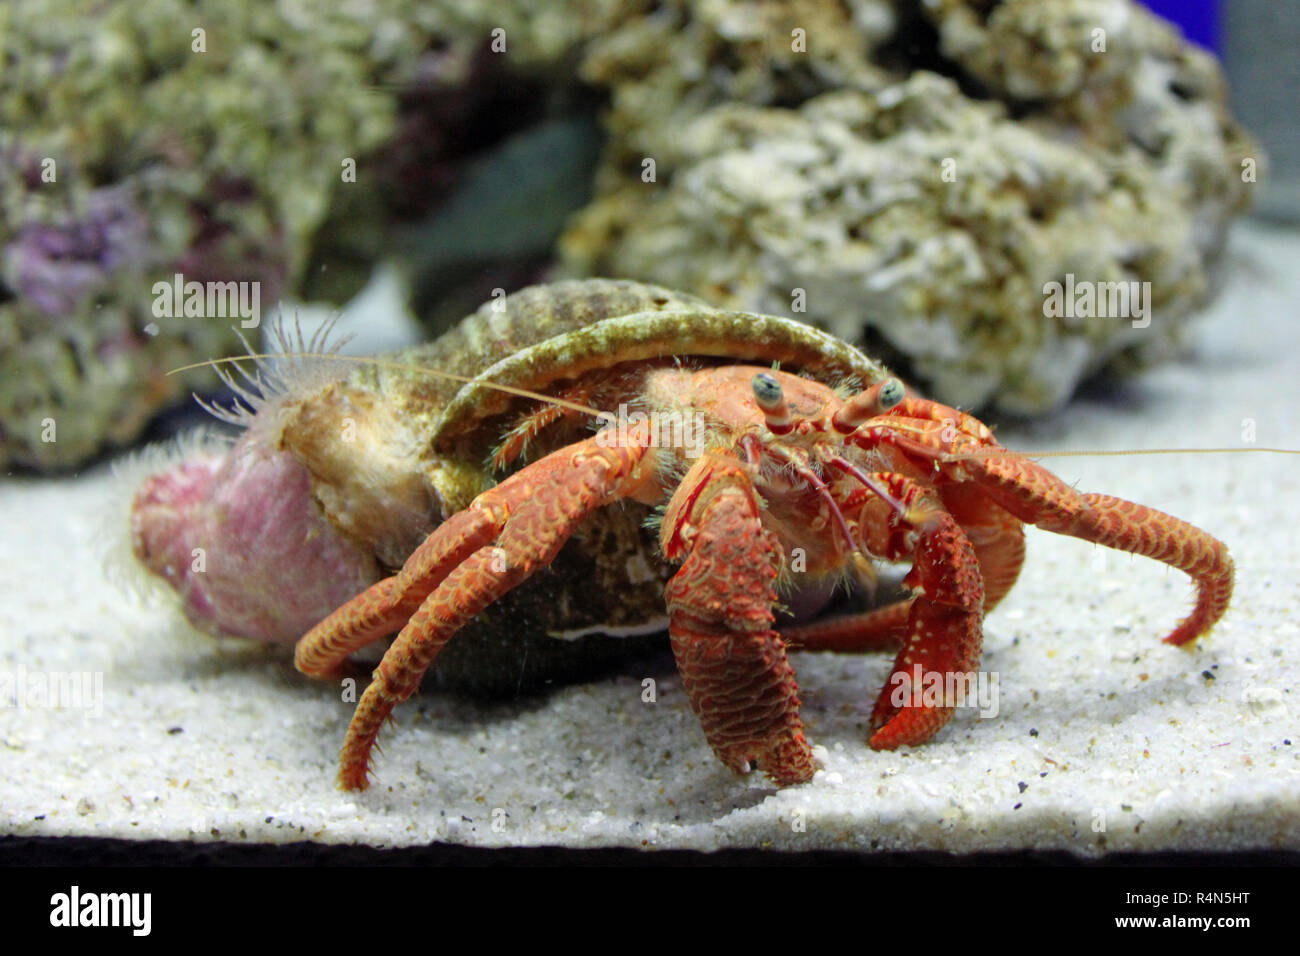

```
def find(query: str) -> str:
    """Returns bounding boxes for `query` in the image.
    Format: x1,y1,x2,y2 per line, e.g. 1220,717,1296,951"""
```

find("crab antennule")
824,454,911,520
831,378,905,434
738,433,764,467
764,443,859,555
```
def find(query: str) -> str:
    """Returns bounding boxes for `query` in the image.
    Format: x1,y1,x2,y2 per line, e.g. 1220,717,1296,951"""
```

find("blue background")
1138,0,1219,51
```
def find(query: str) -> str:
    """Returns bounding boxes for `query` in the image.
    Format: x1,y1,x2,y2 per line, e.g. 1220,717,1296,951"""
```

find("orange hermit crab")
290,282,1234,791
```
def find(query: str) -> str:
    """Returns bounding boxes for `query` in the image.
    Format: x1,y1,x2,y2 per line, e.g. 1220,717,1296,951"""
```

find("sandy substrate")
1,223,1297,855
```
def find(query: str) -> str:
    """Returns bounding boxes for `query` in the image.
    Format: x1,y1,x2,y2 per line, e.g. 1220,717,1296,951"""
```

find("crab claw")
661,453,816,785
853,473,985,750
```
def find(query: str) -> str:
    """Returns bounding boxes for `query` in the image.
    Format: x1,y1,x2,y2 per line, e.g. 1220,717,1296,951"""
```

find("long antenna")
167,352,604,418
169,352,1300,458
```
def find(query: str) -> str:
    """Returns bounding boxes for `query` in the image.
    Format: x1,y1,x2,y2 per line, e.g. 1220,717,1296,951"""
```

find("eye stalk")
752,371,794,434
831,377,907,433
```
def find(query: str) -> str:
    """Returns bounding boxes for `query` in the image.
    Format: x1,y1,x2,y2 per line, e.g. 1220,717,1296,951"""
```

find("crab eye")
751,372,784,410
878,378,904,411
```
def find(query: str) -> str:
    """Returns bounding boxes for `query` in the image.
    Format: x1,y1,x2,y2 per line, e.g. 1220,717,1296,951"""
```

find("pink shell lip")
130,432,379,643
131,457,224,630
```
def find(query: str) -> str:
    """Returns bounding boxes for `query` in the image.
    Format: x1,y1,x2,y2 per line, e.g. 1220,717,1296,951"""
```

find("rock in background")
0,1,400,468
0,0,1258,468
560,0,1258,413
0,0,615,469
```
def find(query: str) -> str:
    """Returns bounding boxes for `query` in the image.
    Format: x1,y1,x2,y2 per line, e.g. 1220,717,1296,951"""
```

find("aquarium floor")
2,222,1297,857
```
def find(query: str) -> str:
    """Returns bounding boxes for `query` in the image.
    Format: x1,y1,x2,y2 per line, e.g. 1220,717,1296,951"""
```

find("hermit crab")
130,279,1233,790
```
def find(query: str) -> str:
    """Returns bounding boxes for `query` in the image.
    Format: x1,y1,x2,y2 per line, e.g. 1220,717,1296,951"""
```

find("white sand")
2,222,1297,855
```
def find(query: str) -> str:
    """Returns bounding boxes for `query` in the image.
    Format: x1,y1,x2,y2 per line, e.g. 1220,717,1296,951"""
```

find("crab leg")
296,433,654,790
939,481,1027,612
781,601,912,652
660,452,815,786
294,511,497,678
860,398,1234,646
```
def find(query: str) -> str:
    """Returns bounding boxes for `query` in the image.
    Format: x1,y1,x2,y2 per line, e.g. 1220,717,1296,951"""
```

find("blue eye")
878,378,904,410
752,372,784,409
